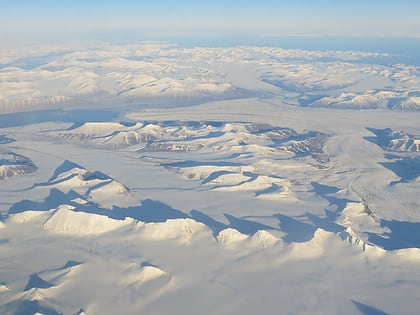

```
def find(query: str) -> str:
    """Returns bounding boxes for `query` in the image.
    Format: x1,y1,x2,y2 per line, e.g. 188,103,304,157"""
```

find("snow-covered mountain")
1,43,420,113
368,127,420,152
0,150,37,180
48,120,326,158
1,43,420,315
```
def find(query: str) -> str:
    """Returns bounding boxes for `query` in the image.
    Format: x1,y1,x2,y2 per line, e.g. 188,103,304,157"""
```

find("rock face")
368,127,420,152
49,121,329,161
0,150,37,179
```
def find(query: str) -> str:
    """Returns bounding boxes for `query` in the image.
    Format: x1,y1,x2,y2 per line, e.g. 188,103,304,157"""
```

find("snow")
8,210,54,224
367,127,420,152
138,219,211,244
0,43,420,315
133,265,168,283
43,205,135,235
1,43,419,113
0,284,9,293
216,228,249,245
250,230,281,247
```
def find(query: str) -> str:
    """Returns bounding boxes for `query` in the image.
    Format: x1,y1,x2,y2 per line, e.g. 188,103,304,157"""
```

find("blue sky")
2,0,420,42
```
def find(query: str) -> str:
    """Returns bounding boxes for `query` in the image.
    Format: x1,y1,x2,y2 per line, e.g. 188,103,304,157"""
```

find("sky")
1,0,420,45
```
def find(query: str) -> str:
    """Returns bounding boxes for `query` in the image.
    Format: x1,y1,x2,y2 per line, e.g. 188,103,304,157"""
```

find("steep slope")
0,150,37,180
45,160,134,207
367,127,420,152
43,204,135,235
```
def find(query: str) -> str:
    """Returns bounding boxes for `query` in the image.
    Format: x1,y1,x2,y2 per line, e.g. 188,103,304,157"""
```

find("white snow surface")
0,43,420,315
1,43,420,113
43,205,135,235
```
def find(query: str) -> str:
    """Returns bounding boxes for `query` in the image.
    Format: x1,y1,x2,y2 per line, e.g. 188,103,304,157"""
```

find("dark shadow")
298,94,329,107
27,161,117,196
242,171,260,180
380,156,420,184
323,196,355,213
82,170,112,181
224,214,276,236
366,127,390,138
49,160,85,182
210,171,258,190
310,182,340,195
8,187,189,224
352,300,389,315
190,210,227,236
48,160,113,184
255,184,281,197
201,170,235,184
24,273,53,291
111,199,189,223
274,213,317,243
0,299,62,315
162,160,243,168
9,178,182,220
383,153,402,160
0,151,37,179
306,211,344,233
365,127,419,154
61,260,82,269
0,135,15,144
364,135,383,147
140,261,159,268
261,78,302,93
8,188,82,214
224,153,246,159
387,97,406,110
367,219,420,250
364,127,388,148
310,181,353,214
